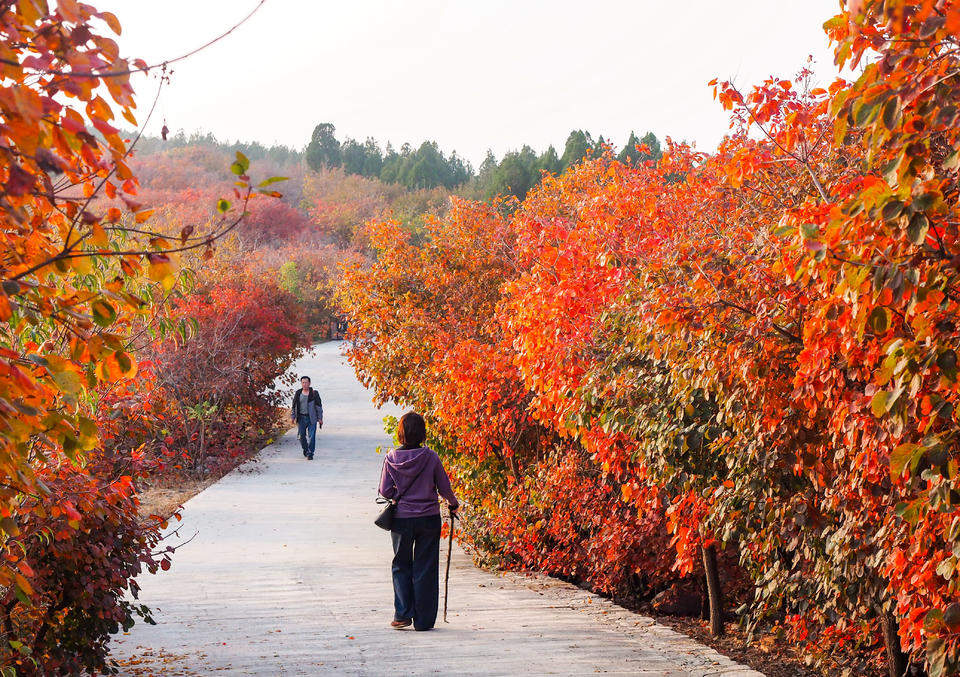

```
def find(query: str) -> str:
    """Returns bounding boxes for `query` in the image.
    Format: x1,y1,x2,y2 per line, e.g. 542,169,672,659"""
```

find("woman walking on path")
379,412,459,631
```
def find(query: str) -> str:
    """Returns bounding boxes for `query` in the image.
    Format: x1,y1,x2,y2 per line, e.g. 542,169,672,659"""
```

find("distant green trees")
306,124,470,190
380,141,472,189
472,130,662,200
305,122,662,199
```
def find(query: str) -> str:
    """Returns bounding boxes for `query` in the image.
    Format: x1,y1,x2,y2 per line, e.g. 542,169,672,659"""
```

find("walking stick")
443,511,455,622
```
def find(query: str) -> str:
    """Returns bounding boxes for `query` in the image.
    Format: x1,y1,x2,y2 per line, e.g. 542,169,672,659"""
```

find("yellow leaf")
147,255,176,290
70,255,94,275
12,571,33,597
44,355,85,397
90,223,109,247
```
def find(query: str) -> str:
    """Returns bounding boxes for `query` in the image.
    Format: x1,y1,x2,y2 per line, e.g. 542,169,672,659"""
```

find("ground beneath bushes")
137,428,275,522
653,617,824,677
111,342,764,676
137,476,217,523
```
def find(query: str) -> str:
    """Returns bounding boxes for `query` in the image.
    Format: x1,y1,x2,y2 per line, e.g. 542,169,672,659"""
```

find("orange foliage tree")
0,1,281,671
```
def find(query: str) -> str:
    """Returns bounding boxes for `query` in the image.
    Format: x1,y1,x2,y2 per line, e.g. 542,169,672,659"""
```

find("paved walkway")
110,342,762,676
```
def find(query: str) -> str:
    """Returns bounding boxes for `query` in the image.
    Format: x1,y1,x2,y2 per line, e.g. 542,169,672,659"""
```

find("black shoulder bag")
375,458,407,531
375,493,400,531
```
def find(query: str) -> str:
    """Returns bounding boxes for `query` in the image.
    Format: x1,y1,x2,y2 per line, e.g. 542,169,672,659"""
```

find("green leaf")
938,350,958,382
822,15,844,30
217,198,230,213
895,500,920,525
91,299,116,327
929,636,947,677
881,199,904,221
800,223,820,240
44,356,84,397
925,608,945,632
890,443,918,478
907,214,930,244
871,391,890,417
854,99,879,127
257,176,288,187
943,603,960,628
943,149,960,171
867,306,889,334
115,350,133,376
881,97,901,131
230,151,250,176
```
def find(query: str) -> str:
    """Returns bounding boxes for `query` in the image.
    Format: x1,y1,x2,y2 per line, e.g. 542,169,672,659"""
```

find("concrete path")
110,342,762,676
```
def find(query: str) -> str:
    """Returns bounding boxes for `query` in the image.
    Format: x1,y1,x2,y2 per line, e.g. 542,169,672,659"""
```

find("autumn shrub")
336,198,689,605
265,244,354,338
0,456,163,676
302,167,453,248
148,274,308,476
337,3,960,675
0,372,176,675
0,4,291,672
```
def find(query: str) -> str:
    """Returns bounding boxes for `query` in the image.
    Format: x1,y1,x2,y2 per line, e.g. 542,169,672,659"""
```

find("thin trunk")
197,420,206,477
881,611,908,677
701,543,724,637
699,575,710,621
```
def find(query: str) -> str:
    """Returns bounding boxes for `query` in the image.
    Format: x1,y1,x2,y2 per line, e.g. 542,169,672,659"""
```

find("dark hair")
300,376,311,383
397,412,426,448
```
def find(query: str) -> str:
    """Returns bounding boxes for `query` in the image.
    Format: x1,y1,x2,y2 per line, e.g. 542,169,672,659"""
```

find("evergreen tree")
538,145,561,175
402,142,448,189
618,131,662,165
305,123,341,171
361,137,384,178
560,130,594,170
639,131,662,161
340,138,366,175
380,142,401,183
447,151,473,186
594,134,609,156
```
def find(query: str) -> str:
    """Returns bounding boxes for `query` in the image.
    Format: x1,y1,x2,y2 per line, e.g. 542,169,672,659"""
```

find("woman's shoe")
390,619,412,629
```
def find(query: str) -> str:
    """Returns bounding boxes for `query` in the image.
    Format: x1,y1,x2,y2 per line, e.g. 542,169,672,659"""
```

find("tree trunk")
881,611,908,677
701,542,724,637
699,574,710,620
197,420,206,478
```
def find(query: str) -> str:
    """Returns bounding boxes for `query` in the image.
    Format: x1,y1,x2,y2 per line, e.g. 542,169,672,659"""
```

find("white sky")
99,0,842,167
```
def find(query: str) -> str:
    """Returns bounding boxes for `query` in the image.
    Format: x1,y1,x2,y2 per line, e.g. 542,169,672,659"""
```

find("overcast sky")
100,0,842,167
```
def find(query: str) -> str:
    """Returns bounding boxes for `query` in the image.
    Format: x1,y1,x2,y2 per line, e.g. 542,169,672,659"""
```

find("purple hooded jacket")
379,446,459,518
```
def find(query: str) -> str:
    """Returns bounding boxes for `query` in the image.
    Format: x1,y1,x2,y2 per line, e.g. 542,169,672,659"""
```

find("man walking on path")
291,376,323,460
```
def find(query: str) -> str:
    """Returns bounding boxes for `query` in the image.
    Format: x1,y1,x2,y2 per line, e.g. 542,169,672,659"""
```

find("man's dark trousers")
297,415,316,458
390,514,441,630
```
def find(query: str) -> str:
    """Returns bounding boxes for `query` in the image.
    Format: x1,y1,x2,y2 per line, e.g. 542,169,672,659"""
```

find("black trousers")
390,514,441,630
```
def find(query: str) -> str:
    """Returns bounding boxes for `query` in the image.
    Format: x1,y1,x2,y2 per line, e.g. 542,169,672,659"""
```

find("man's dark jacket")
291,388,323,426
